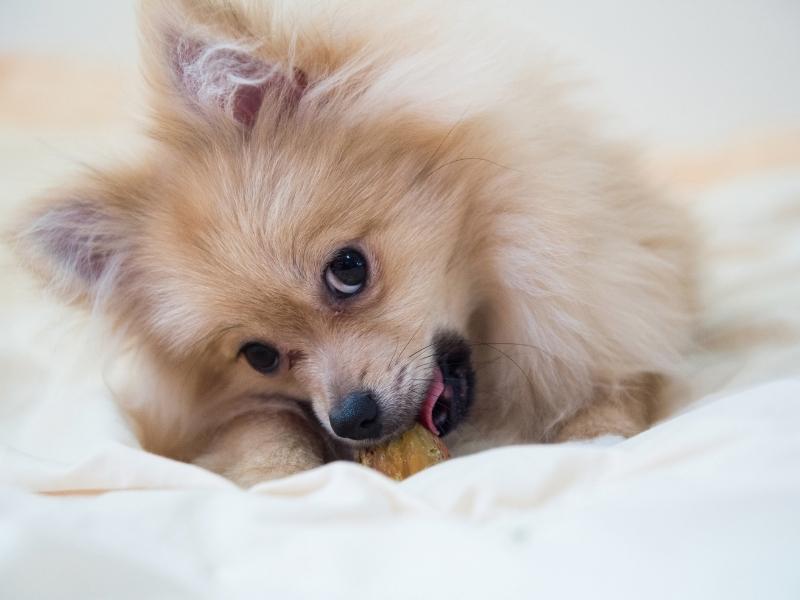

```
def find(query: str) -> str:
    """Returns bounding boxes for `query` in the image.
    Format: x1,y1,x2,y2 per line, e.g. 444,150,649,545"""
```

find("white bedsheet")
0,380,798,600
2,26,800,600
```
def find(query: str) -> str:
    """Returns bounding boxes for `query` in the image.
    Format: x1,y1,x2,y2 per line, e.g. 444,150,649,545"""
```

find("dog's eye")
240,342,280,374
325,248,367,298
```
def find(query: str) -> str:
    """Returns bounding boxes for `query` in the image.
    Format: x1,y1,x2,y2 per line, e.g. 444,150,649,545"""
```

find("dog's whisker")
388,340,401,371
406,342,436,360
393,319,426,368
477,342,538,399
425,156,520,180
411,359,438,371
413,109,469,183
467,341,564,362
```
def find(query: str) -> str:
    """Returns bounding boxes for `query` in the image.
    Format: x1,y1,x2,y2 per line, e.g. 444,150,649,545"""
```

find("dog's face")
18,3,495,446
143,112,479,445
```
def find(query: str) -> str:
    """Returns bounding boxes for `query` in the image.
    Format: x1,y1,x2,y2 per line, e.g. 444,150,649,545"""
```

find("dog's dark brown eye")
325,248,367,298
241,342,280,374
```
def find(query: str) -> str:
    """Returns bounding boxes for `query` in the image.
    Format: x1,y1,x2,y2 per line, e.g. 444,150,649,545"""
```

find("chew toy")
357,423,449,480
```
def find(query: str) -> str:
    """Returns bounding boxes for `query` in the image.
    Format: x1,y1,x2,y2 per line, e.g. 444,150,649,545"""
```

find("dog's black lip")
431,331,475,437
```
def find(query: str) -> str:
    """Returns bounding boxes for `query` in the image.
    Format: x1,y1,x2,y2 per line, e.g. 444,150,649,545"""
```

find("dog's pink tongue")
419,366,445,436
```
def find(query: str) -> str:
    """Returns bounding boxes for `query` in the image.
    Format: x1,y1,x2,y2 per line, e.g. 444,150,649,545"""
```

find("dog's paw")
192,408,329,487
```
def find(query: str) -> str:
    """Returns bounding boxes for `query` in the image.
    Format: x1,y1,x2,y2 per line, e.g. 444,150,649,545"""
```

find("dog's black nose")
329,390,382,440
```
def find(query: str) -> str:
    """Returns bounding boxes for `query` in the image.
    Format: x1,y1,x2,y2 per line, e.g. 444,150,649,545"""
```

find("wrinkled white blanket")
2,53,800,600
1,380,799,599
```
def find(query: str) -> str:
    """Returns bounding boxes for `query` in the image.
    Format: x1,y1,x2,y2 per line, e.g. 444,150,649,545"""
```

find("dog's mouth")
418,334,474,437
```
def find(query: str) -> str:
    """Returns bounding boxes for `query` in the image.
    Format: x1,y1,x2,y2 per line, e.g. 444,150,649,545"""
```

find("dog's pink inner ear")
231,81,268,128
173,36,308,128
29,201,119,285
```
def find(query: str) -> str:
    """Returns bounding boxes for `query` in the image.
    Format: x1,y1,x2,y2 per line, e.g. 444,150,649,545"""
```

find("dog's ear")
141,0,308,130
15,174,138,308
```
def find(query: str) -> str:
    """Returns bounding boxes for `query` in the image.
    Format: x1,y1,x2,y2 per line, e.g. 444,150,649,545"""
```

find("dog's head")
15,0,511,445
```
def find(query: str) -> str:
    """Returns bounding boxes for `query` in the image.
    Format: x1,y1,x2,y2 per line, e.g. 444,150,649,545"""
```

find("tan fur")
553,373,661,442
14,0,695,485
193,404,333,487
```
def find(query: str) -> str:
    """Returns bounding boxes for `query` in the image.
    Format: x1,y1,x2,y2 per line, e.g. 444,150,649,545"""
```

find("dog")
15,0,695,486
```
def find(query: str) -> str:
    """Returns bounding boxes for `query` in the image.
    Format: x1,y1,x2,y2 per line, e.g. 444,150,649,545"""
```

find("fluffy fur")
15,0,695,485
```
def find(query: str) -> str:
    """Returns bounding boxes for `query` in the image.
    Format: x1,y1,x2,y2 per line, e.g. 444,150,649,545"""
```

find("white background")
1,0,799,151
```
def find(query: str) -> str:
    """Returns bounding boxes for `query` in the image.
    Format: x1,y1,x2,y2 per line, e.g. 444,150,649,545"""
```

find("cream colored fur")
14,0,695,485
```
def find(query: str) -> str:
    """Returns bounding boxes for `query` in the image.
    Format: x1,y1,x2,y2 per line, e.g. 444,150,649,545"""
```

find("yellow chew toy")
357,423,449,480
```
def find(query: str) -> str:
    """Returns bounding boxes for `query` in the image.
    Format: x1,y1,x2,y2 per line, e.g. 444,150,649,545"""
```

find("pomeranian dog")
16,0,694,485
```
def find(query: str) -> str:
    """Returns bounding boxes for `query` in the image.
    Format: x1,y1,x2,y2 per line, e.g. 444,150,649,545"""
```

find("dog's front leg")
192,405,334,487
553,373,661,442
